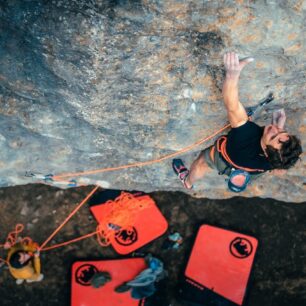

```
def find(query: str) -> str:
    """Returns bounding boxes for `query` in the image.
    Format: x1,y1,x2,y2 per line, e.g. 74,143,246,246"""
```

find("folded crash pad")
90,191,168,255
71,258,147,306
182,224,258,305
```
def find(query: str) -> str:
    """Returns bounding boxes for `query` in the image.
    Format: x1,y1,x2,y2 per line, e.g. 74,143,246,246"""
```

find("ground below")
0,184,305,306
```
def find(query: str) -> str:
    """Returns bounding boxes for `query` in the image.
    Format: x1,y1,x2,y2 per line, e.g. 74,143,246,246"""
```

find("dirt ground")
0,184,305,306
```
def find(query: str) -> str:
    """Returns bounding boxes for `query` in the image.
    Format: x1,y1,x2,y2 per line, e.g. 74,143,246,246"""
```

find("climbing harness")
211,92,274,193
216,136,265,173
227,169,251,193
215,136,265,192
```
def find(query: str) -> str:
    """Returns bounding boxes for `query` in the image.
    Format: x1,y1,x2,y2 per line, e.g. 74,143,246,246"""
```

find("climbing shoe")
90,271,111,288
172,159,193,189
115,282,131,293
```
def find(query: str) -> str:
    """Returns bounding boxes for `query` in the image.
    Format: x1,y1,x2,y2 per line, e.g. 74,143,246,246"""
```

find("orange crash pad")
90,191,168,255
184,225,258,305
71,258,147,306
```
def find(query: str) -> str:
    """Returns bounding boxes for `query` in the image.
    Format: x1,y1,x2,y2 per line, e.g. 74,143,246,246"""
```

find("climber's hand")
224,52,254,78
34,250,40,258
272,109,286,129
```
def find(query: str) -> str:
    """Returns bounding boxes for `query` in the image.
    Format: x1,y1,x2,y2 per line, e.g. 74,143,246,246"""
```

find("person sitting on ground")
6,240,43,284
173,52,302,192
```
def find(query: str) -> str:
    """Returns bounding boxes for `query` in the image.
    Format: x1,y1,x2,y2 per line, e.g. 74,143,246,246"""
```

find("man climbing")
173,52,302,192
6,240,43,284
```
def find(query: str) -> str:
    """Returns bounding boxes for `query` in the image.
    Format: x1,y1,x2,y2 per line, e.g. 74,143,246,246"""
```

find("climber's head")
261,124,302,169
9,251,32,269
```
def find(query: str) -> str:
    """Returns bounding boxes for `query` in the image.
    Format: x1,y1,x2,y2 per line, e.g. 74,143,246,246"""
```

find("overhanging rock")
0,1,305,202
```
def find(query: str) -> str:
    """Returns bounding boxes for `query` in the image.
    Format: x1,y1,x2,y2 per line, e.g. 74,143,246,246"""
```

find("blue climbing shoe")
172,159,192,189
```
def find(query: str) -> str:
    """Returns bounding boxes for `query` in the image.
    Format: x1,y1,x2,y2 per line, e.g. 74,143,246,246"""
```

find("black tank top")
226,121,271,171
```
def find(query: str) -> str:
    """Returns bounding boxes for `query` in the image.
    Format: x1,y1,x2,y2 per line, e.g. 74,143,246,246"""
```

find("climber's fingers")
224,52,254,76
224,52,240,75
239,56,254,70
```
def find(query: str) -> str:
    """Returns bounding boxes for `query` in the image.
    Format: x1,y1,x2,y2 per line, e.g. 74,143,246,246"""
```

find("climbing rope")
41,230,99,252
94,192,153,247
2,123,232,258
38,185,99,251
51,123,231,181
0,187,99,261
6,124,231,255
1,188,152,257
0,224,33,248
0,95,274,261
0,224,34,264
26,93,274,185
42,192,153,250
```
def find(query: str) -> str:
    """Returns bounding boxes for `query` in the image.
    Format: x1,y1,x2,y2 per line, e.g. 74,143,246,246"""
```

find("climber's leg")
173,151,212,189
173,141,229,189
184,152,211,188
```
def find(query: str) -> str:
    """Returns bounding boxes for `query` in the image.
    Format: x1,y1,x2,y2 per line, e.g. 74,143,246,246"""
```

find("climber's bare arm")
222,52,254,128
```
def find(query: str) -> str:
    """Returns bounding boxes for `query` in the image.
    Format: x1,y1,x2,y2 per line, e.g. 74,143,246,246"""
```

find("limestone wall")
0,0,305,202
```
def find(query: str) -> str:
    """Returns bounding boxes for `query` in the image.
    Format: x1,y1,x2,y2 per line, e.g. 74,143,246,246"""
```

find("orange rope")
40,192,154,251
0,224,33,249
53,124,230,181
41,223,111,251
0,224,34,265
0,257,7,264
41,229,99,252
38,185,99,251
95,192,153,246
5,124,230,254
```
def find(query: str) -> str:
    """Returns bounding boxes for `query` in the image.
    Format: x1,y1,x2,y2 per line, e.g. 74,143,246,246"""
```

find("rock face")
0,0,305,202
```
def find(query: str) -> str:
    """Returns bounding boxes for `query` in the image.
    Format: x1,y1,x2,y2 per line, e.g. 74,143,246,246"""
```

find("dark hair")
9,251,31,269
265,135,302,169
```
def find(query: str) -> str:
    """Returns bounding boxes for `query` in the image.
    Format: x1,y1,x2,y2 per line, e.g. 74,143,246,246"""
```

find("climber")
5,240,44,284
173,52,302,192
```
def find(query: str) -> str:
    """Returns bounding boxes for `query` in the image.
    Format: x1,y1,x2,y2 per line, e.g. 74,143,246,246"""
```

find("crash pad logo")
75,264,98,286
114,226,138,246
230,237,253,259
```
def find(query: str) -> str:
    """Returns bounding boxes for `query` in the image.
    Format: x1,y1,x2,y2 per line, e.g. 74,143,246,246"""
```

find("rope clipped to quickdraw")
95,192,152,247
0,224,34,264
25,172,79,188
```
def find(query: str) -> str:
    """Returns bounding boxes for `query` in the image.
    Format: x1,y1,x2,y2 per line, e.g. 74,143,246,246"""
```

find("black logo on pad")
230,237,253,258
114,226,138,246
75,264,99,286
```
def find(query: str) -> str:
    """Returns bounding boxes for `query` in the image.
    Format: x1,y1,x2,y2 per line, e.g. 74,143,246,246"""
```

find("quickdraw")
25,172,77,187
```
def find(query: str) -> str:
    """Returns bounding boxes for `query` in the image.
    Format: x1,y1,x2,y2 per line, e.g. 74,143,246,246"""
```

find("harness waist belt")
215,136,265,173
